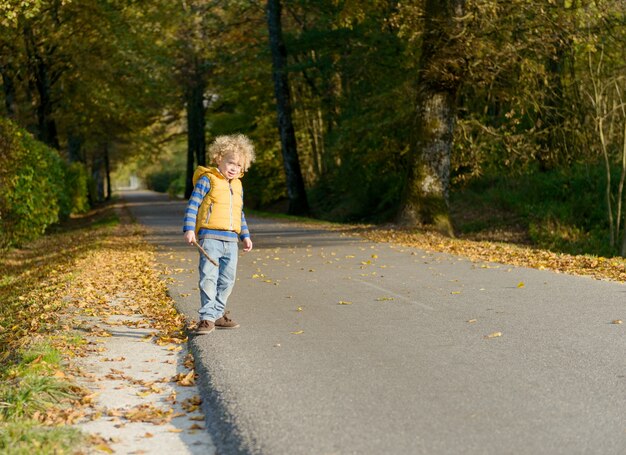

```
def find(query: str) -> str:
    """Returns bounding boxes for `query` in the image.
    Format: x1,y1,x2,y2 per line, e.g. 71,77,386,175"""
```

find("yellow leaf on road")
484,332,502,339
338,301,352,305
517,282,525,288
290,330,304,335
94,444,114,454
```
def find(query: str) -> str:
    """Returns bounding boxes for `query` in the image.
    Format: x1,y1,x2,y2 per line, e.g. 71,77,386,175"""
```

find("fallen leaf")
338,301,353,305
517,282,525,288
484,332,502,339
611,319,623,324
180,371,195,386
94,444,114,454
467,319,477,323
290,330,304,335
52,370,66,378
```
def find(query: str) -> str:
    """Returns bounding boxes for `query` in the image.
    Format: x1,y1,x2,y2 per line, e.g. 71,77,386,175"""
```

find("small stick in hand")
192,240,219,266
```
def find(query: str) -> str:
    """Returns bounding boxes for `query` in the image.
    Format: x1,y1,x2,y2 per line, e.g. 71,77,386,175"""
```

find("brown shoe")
215,313,240,329
195,319,215,335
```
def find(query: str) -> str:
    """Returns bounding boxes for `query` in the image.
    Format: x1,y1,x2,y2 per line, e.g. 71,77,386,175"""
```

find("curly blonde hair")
208,134,256,172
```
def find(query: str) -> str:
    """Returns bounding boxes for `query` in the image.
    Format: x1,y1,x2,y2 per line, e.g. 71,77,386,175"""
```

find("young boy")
183,134,255,334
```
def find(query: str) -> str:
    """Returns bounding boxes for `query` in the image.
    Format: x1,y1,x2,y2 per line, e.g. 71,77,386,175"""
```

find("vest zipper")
228,182,234,230
205,202,213,224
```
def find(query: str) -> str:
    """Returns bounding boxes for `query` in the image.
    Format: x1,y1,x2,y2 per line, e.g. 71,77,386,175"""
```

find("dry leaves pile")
64,224,187,346
283,217,626,282
0,203,195,445
354,227,626,283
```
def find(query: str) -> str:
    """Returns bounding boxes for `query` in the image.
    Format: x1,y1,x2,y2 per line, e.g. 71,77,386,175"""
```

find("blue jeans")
198,239,239,321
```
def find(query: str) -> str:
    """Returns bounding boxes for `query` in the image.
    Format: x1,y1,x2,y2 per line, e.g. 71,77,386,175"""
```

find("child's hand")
242,238,253,252
184,230,196,245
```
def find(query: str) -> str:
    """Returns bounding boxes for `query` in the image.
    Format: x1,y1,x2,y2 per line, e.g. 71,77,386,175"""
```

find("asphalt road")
122,190,626,455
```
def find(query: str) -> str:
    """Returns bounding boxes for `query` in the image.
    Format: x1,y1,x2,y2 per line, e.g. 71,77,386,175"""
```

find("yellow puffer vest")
192,166,243,234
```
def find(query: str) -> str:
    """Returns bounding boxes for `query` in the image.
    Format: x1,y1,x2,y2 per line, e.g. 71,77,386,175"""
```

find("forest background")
2,0,626,258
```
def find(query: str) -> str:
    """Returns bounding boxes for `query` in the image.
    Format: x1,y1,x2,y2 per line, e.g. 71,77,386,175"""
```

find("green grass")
19,345,63,368
0,420,84,455
0,376,77,421
246,208,350,227
89,210,119,228
451,163,618,257
249,163,622,257
0,343,80,422
0,341,86,454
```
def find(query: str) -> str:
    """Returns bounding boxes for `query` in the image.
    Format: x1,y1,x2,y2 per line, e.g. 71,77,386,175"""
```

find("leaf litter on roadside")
0,203,206,452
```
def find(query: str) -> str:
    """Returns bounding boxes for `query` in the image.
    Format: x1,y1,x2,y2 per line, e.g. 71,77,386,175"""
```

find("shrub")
0,118,87,248
167,175,185,198
144,169,181,193
64,162,89,215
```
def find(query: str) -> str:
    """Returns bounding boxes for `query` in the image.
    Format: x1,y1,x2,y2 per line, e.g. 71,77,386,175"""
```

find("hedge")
0,117,89,249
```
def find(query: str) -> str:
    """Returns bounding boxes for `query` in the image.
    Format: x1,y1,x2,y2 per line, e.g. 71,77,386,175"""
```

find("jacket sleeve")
239,212,250,240
183,176,211,232
239,189,250,240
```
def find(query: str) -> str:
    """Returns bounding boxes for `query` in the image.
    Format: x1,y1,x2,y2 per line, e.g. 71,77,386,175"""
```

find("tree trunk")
67,132,83,163
398,0,466,235
0,63,17,119
104,142,112,201
24,27,59,149
184,67,207,199
91,155,105,204
538,0,572,169
185,143,195,200
267,0,309,215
